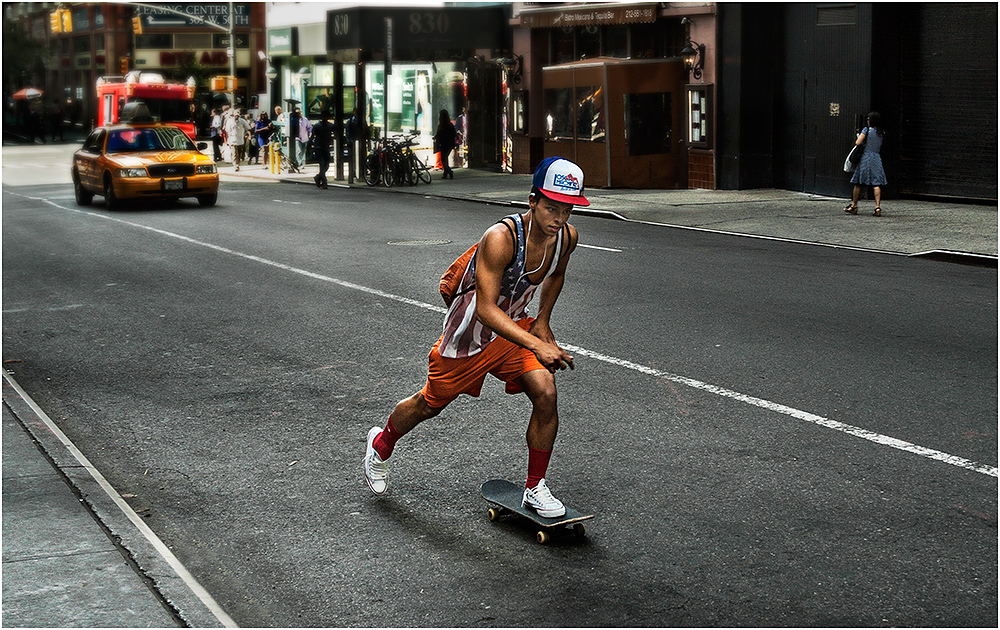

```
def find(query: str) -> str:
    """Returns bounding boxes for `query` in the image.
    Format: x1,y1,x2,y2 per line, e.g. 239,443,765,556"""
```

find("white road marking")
577,243,623,252
14,191,999,479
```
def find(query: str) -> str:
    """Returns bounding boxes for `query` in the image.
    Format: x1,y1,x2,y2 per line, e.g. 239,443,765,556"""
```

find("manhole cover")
387,239,452,246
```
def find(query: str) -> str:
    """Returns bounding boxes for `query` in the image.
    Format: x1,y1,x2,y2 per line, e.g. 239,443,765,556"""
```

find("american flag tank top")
438,213,565,359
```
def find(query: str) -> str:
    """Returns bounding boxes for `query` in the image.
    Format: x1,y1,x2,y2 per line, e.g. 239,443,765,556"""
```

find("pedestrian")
362,157,590,519
310,110,335,189
50,99,63,142
255,112,273,167
294,108,313,168
245,113,258,164
844,111,887,217
210,108,223,161
433,109,458,179
27,105,43,144
273,105,285,145
224,108,251,171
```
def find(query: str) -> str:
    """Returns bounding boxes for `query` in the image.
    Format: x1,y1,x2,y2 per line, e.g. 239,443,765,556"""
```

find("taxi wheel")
197,193,218,207
73,172,93,206
103,175,121,210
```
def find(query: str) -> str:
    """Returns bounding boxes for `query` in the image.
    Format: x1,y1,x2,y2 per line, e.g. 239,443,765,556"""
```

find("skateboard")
480,479,593,544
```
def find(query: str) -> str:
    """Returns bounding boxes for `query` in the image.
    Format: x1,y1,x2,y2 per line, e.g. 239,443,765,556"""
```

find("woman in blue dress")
844,111,887,216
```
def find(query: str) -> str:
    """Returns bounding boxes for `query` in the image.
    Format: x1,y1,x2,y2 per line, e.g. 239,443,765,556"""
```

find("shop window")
578,25,601,60
544,87,573,141
576,86,605,142
630,22,667,59
605,26,628,58
623,92,671,155
135,34,172,49
175,34,211,49
553,27,574,64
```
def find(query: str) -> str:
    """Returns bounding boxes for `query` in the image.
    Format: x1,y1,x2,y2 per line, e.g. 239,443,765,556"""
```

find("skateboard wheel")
487,508,502,522
574,523,587,538
536,530,550,544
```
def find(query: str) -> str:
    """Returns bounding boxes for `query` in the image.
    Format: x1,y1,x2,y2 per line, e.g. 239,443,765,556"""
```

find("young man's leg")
364,391,442,495
514,369,566,517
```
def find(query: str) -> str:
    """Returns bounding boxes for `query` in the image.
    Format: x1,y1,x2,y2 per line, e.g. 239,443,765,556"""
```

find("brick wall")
688,150,716,189
512,135,543,175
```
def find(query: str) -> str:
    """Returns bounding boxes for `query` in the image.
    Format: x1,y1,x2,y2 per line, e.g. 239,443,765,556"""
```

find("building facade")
264,2,511,173
5,2,266,136
718,2,997,201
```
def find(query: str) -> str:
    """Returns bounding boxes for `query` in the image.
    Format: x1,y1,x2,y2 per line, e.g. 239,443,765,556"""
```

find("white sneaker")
522,478,565,518
363,426,389,495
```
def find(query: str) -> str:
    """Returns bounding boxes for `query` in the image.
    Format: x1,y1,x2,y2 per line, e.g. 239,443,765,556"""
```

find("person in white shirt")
224,108,252,171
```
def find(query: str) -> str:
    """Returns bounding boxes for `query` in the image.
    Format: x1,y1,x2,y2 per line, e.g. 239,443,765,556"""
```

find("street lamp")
681,41,705,80
265,64,277,114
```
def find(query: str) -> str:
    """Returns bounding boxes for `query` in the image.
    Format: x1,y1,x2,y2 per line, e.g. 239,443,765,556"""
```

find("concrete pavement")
2,152,995,627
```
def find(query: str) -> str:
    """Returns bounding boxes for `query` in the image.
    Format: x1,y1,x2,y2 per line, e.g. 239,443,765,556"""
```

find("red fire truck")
96,72,196,139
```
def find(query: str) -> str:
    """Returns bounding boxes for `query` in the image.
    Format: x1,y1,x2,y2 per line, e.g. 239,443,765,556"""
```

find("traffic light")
50,10,61,33
60,8,72,33
120,57,129,74
132,16,143,35
210,76,237,92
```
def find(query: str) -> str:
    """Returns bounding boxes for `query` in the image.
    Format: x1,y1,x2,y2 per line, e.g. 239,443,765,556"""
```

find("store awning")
518,2,657,28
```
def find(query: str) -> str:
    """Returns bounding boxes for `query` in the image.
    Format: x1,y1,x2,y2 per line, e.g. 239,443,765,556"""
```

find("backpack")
439,243,478,307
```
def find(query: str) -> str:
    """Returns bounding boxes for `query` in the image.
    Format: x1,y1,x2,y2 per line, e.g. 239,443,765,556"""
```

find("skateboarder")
364,157,589,518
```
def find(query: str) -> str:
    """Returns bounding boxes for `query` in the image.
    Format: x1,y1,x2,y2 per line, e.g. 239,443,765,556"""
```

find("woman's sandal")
844,204,858,215
873,207,881,217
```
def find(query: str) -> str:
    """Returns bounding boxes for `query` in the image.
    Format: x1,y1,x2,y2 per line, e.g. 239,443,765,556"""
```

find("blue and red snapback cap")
532,157,590,206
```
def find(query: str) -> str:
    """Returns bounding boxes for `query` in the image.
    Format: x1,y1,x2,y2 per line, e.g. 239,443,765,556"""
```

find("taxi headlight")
196,164,217,174
117,167,147,178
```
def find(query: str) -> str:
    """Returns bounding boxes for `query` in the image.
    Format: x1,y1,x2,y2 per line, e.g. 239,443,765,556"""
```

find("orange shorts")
420,318,545,408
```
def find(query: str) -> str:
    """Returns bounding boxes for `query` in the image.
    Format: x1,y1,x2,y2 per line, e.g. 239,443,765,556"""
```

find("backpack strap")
496,216,519,268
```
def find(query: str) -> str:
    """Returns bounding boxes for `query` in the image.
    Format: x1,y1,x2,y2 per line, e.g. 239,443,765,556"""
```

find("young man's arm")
529,224,578,349
474,225,574,372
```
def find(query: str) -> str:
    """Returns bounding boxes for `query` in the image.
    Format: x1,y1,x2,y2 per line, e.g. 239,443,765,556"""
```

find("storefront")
323,5,508,170
509,3,717,189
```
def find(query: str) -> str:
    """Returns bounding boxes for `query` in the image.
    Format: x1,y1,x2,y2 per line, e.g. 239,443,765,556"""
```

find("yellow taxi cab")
72,103,219,209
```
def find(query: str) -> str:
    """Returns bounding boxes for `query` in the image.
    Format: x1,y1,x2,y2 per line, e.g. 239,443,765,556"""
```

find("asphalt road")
3,180,997,627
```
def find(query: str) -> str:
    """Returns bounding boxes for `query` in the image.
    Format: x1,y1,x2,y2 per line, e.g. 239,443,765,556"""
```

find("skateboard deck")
481,479,593,544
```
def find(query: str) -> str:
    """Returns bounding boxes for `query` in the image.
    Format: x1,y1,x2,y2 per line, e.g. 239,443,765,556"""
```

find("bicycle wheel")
381,151,396,187
415,156,432,184
404,154,418,186
363,153,380,186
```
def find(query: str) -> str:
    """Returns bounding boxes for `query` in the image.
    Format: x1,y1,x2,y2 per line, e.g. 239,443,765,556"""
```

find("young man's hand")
532,340,575,372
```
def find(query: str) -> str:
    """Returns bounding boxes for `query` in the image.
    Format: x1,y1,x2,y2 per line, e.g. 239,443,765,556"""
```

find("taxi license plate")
164,179,183,191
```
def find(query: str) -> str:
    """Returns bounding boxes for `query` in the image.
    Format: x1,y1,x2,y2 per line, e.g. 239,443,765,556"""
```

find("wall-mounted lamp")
681,40,705,80
500,54,523,85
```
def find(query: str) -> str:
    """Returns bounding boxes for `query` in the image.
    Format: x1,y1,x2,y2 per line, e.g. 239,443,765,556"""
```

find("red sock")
526,447,552,489
373,417,401,460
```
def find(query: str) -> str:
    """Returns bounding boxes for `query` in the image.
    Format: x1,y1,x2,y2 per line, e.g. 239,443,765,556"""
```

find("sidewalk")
2,372,233,628
218,160,998,263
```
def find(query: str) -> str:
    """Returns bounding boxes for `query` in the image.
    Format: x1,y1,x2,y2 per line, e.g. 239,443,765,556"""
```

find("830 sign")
409,12,449,34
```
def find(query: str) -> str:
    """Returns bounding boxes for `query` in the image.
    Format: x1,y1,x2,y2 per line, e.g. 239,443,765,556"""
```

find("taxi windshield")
106,127,195,153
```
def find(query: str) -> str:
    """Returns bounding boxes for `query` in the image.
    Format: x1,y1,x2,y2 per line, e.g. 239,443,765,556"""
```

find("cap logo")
552,172,580,193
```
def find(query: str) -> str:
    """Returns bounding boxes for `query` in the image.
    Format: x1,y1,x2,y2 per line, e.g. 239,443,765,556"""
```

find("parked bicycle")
363,133,431,187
